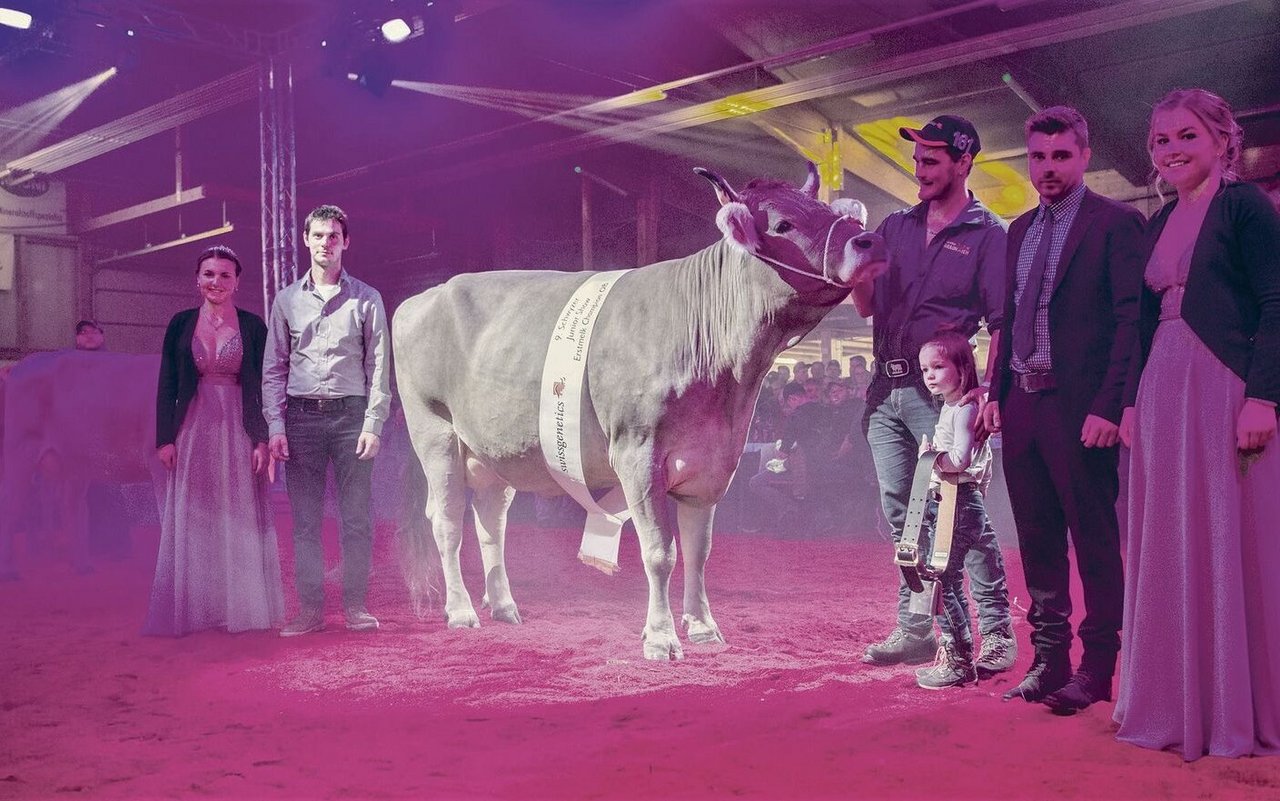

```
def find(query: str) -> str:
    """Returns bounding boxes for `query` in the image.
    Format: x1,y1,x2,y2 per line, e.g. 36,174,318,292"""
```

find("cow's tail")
395,450,443,617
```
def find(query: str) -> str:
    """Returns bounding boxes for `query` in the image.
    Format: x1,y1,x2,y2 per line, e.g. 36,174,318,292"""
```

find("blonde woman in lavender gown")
145,246,284,636
1116,89,1280,760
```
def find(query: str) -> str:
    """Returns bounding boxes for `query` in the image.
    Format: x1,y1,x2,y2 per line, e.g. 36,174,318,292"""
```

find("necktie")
1014,207,1054,363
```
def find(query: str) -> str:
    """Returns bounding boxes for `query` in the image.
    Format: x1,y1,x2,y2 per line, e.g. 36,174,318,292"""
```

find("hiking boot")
862,628,938,666
279,609,325,638
344,607,380,632
916,640,977,690
976,626,1017,678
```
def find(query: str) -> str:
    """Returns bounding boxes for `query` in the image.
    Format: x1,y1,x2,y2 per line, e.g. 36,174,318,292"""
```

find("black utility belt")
287,395,366,413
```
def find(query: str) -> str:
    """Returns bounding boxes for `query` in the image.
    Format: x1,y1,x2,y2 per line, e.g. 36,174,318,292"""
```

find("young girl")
913,331,997,689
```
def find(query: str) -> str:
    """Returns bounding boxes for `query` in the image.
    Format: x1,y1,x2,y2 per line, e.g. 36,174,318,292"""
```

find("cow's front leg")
677,500,724,645
617,451,682,661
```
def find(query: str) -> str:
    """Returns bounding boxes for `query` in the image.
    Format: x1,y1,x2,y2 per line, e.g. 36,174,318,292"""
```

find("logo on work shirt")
943,240,971,256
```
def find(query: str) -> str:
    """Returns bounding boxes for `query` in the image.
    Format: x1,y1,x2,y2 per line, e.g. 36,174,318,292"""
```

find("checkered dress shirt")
1011,182,1086,374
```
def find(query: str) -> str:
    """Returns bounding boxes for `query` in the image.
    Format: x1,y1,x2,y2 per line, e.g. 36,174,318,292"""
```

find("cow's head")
695,162,886,291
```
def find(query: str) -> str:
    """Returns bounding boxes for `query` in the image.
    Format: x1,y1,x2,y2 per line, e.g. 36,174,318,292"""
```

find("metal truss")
259,58,297,313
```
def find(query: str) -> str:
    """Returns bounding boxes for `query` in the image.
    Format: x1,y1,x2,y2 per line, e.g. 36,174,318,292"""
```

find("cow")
0,350,164,579
392,163,887,659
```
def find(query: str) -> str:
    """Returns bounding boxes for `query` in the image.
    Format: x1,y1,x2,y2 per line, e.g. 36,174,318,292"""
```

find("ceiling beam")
2,67,258,179
747,105,919,205
339,0,1245,195
76,186,211,234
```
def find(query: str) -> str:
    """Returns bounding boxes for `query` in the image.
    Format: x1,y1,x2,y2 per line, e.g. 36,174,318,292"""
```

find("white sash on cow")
539,270,632,574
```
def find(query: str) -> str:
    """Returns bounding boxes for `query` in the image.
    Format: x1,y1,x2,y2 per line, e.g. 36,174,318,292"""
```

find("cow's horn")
800,161,820,198
694,167,740,207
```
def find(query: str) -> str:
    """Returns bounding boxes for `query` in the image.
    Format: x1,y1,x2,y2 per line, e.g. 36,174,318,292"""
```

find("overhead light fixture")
381,18,412,43
0,7,33,29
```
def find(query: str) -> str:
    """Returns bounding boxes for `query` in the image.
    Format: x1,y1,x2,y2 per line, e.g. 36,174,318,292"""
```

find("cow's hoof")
642,629,684,661
682,614,725,645
446,609,481,628
490,604,522,625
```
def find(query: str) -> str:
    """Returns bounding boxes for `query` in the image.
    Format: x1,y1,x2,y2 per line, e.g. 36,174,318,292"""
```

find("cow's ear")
694,167,740,207
716,202,760,253
830,197,868,227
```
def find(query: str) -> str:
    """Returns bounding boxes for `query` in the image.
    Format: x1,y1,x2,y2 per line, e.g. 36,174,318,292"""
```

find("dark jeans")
284,397,374,612
1001,385,1122,673
921,483,986,656
864,377,1011,639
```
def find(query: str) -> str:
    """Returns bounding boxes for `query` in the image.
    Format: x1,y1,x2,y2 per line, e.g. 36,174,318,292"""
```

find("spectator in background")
825,359,843,382
847,355,871,399
791,362,809,386
75,320,105,351
71,320,132,562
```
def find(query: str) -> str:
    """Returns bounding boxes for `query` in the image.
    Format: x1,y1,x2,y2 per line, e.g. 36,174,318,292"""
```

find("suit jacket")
156,307,270,448
1126,181,1280,407
994,188,1146,424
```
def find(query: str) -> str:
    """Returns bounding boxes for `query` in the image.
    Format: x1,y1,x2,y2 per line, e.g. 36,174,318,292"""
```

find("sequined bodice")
193,333,243,381
1145,247,1192,322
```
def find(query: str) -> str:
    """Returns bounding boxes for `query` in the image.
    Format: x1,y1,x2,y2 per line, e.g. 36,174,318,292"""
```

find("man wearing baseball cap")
850,114,1014,685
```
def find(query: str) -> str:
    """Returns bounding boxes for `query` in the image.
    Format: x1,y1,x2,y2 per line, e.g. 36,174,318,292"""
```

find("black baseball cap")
899,115,981,158
75,320,102,334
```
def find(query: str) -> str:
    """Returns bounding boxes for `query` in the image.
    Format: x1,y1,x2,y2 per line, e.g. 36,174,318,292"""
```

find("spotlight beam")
0,68,117,162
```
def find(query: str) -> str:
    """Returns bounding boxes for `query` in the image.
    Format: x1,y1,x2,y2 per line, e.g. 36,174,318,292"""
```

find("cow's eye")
774,220,794,234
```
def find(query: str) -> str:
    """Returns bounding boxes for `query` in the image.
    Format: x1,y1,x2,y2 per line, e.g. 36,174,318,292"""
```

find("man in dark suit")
983,106,1145,713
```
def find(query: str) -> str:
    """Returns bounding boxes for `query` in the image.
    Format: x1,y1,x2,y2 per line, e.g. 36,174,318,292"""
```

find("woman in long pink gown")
144,246,283,636
1116,89,1280,761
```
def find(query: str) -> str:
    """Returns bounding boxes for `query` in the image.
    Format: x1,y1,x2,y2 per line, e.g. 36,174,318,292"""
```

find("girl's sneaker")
916,639,977,689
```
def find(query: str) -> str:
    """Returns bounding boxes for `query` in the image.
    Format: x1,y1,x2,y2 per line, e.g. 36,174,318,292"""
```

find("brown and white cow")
0,350,164,578
392,163,886,659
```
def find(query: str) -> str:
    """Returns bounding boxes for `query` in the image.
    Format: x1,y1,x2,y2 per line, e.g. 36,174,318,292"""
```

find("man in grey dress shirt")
263,204,391,636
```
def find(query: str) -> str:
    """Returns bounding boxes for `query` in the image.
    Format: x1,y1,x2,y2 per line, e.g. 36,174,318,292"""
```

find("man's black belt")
288,395,365,412
877,358,918,379
1013,371,1057,393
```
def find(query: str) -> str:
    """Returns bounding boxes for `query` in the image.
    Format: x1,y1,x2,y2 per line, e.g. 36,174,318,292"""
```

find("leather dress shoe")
1043,669,1112,715
1002,654,1070,702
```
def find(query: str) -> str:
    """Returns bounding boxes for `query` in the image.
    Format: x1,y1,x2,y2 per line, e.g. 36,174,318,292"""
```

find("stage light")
381,18,411,43
0,8,32,30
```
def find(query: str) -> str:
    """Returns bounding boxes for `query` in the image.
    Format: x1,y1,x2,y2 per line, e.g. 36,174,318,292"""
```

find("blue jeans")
921,483,987,655
284,397,374,612
864,378,1011,639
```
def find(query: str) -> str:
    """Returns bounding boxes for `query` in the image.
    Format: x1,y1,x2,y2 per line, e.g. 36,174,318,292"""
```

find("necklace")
203,308,230,329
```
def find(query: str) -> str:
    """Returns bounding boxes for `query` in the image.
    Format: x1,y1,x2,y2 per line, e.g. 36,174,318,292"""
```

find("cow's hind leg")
408,415,479,628
617,449,683,661
469,462,519,624
677,500,724,645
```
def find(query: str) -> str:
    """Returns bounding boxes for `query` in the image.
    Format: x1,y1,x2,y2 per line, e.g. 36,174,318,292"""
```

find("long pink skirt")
143,380,283,636
1115,318,1280,760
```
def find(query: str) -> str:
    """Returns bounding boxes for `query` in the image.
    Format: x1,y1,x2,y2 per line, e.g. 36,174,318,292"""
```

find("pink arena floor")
2,516,1278,801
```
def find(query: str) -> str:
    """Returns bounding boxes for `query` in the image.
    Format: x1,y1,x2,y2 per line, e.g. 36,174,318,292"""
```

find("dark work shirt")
871,193,1007,365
